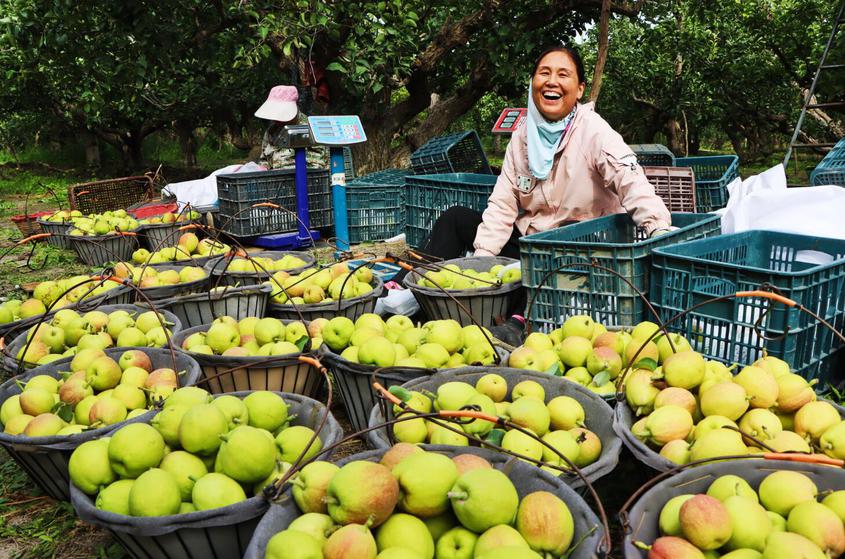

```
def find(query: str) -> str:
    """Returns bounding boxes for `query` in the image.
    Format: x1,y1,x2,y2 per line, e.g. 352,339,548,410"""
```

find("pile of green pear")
417,263,521,290
130,233,230,265
223,252,309,275
265,444,576,559
42,209,83,223
65,209,140,236
622,327,845,465
112,262,208,290
15,309,174,366
70,389,324,516
266,262,376,307
508,314,636,397
179,316,313,357
318,314,500,369
0,275,124,325
389,375,602,472
1,349,179,436
137,210,201,225
643,470,845,558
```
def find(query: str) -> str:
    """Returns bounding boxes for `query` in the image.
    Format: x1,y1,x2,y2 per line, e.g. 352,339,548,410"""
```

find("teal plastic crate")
346,169,410,244
650,231,845,386
404,173,498,248
675,155,739,212
810,137,845,186
519,212,721,330
629,144,675,166
411,131,492,175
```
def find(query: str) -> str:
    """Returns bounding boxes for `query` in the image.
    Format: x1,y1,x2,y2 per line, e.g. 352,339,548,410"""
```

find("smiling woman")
404,45,672,346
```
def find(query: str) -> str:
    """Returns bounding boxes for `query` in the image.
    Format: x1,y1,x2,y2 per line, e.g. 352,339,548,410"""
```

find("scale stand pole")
330,147,350,252
294,147,311,242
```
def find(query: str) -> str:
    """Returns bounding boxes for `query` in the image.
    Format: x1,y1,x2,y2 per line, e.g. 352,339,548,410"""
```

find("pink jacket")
474,102,672,256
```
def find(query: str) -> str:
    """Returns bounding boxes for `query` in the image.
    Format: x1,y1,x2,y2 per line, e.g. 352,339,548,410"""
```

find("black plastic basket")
170,325,323,397
267,276,384,323
244,445,604,559
204,251,316,288
137,221,200,252
36,219,74,249
403,256,522,328
3,304,183,371
367,367,621,487
320,349,432,435
70,233,140,267
216,169,332,238
0,347,201,501
346,169,410,244
621,458,845,558
155,284,271,329
629,144,675,167
410,130,493,175
133,264,210,302
69,390,342,559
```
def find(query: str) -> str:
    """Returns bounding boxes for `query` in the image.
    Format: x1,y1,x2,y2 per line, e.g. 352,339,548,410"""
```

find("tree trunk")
589,0,612,103
124,132,145,171
83,132,101,168
665,118,684,155
176,123,199,169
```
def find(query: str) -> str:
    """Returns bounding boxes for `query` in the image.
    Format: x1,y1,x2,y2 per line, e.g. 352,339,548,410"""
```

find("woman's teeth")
542,92,562,100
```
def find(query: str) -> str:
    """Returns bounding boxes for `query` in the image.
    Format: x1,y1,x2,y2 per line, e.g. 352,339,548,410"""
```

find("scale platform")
253,230,321,250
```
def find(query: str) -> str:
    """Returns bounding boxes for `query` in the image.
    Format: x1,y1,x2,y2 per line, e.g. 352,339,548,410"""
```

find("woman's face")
531,51,585,121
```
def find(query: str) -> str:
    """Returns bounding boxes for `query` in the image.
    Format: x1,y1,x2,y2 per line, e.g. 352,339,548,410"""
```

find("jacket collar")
519,101,594,154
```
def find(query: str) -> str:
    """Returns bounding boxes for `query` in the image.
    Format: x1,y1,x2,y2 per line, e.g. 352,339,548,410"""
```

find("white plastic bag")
720,163,845,239
163,162,267,210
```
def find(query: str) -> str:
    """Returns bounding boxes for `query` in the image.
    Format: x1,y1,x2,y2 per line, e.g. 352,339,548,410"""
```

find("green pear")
761,531,826,559
326,461,399,527
376,513,434,559
723,495,772,551
645,537,705,559
516,490,574,556
393,414,428,444
644,405,694,445
159,451,208,501
734,366,779,409
447,468,518,533
435,382,477,411
821,491,845,523
758,471,817,517
820,421,845,459
290,461,340,514
721,550,763,559
625,369,660,416
794,401,841,442
218,425,276,483
434,526,477,559
19,387,54,416
693,415,737,441
287,512,336,544
690,429,748,463
151,405,188,447
324,523,378,559
191,472,247,510
700,382,749,420
460,393,497,437
178,403,229,455
507,397,550,436
501,428,543,462
659,494,695,536
265,529,323,559
211,395,250,430
786,501,845,557
707,475,759,503
474,525,529,556
738,409,782,442
0,394,23,425
511,380,545,401
422,510,457,543
243,391,288,432
546,396,585,431
661,350,706,389
541,430,580,469
767,511,787,532
475,547,541,559
679,494,733,550
275,425,322,464
108,423,166,478
69,438,115,494
164,386,211,409
392,451,459,518
253,459,292,496
23,413,66,437
74,395,98,426
659,439,691,465
129,468,181,516
95,479,134,515
430,424,469,446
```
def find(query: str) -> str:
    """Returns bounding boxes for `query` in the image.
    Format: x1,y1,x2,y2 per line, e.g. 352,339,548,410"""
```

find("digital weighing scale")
253,116,366,250
491,108,527,135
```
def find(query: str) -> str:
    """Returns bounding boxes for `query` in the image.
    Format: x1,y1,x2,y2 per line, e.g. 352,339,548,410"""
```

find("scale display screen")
492,108,527,134
308,116,367,145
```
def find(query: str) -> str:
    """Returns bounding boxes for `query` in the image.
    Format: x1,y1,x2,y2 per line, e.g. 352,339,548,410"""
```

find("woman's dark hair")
532,46,586,84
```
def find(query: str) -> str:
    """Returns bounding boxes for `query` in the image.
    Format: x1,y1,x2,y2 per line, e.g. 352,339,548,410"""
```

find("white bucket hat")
255,85,299,122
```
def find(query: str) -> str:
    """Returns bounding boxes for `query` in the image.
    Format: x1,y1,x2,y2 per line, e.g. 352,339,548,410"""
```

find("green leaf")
326,62,345,72
591,370,611,387
485,428,506,446
371,82,383,93
544,361,563,376
388,385,413,402
295,334,309,352
633,357,658,371
56,403,74,423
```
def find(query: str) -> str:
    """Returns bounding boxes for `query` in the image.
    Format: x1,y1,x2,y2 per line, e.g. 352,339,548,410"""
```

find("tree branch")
590,0,612,102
